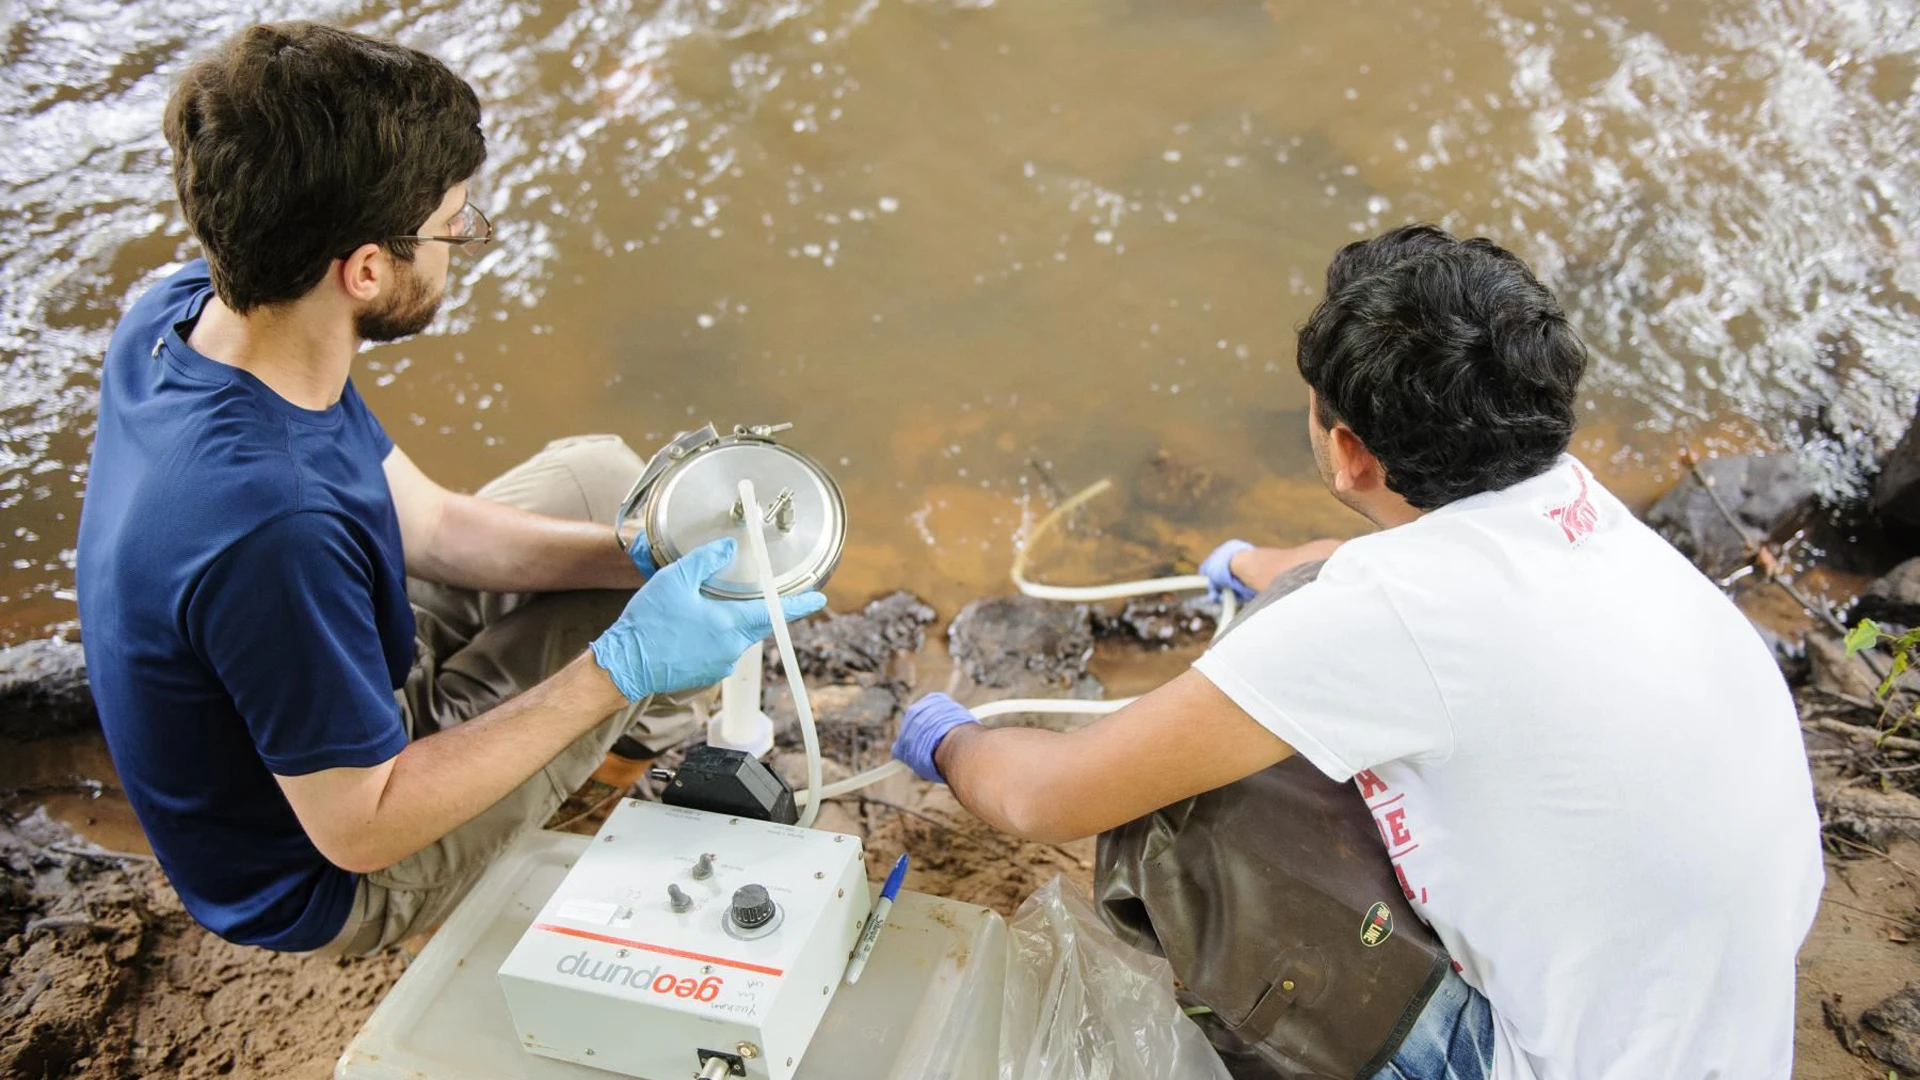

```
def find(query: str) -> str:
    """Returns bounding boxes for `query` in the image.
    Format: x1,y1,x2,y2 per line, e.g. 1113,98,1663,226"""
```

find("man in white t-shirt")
891,224,1824,1079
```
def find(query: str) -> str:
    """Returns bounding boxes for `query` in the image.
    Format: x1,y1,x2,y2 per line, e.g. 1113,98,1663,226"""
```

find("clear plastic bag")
859,875,1230,1080
996,876,1233,1080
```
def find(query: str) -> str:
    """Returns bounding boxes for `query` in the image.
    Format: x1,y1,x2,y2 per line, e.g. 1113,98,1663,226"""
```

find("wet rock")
1092,595,1224,649
768,592,934,683
949,595,1103,701
0,638,95,742
1874,399,1920,539
1855,558,1920,629
1132,449,1227,515
1861,982,1920,1073
1645,455,1816,577
1748,620,1808,685
948,591,1105,718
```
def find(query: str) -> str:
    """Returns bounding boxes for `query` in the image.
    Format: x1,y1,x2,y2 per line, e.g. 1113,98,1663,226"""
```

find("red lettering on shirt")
1544,462,1599,546
1383,808,1414,847
1359,771,1432,906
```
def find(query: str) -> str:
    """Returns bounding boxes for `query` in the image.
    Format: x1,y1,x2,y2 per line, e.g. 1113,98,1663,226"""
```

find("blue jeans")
1369,969,1496,1080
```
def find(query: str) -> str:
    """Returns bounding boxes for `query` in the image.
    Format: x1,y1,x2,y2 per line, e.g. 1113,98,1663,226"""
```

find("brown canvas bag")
1094,563,1452,1079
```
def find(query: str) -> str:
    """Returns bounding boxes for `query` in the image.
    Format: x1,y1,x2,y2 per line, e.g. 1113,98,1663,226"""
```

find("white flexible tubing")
789,473,1246,811
795,761,907,806
793,697,1138,807
738,479,826,829
1014,476,1238,640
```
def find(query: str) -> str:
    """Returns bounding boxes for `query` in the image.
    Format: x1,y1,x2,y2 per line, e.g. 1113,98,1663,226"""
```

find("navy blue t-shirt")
76,261,415,951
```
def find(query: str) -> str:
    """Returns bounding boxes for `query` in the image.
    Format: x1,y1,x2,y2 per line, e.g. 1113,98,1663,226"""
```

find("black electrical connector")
696,1048,747,1077
661,745,798,824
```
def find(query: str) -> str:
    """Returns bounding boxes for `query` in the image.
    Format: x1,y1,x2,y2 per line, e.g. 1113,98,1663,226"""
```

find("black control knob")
729,884,775,929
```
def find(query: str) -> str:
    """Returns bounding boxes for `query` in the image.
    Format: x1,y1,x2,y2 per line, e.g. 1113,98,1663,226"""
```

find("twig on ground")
850,726,874,838
3,972,52,1020
1679,444,1759,557
848,795,1089,866
1811,690,1893,715
1820,896,1920,932
0,778,116,802
1026,458,1067,505
547,788,625,833
1822,831,1920,884
47,842,154,864
1804,718,1920,754
1772,576,1850,639
847,795,968,838
23,915,108,937
1678,446,1877,668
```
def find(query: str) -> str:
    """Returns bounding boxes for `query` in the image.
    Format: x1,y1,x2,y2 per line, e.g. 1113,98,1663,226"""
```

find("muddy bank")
0,808,405,1080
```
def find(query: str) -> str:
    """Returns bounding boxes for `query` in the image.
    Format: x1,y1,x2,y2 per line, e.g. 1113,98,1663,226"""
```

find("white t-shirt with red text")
1192,456,1823,1080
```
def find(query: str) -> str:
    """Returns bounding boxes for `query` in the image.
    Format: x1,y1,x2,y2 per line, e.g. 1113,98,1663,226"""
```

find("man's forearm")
418,492,640,593
937,724,1083,843
1230,539,1345,592
329,654,625,872
929,672,1296,846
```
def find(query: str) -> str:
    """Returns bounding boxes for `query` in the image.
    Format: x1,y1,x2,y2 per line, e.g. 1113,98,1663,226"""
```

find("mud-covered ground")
0,807,407,1080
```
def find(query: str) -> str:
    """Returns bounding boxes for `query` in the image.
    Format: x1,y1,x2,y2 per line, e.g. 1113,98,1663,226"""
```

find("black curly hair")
1296,224,1587,510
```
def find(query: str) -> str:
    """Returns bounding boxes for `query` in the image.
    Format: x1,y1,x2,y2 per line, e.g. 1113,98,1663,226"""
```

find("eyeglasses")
387,202,494,256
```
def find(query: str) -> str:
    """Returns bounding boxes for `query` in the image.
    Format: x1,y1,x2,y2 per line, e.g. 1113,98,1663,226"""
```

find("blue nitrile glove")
589,536,826,701
625,527,658,580
1199,539,1258,604
892,693,981,784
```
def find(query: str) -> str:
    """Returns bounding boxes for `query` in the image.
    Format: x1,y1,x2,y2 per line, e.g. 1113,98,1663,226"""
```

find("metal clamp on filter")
614,422,848,600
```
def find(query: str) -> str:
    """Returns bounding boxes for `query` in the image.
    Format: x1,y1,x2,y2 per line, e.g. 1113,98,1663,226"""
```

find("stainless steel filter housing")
614,423,847,600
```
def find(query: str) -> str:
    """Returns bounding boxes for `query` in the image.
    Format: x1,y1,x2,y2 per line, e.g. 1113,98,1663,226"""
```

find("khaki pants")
321,435,708,956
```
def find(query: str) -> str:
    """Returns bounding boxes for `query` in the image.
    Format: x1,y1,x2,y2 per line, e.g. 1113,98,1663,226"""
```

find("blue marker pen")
844,853,908,985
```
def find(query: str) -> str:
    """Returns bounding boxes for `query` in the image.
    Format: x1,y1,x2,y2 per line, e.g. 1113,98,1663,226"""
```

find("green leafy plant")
1843,618,1920,744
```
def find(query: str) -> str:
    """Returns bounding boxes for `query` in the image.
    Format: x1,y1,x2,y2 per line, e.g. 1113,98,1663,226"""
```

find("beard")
355,261,442,343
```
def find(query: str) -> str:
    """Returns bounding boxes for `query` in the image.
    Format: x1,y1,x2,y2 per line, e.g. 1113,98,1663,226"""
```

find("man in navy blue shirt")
74,22,821,955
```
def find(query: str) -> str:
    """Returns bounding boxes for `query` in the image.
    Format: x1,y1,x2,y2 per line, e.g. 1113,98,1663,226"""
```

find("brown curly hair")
163,22,486,313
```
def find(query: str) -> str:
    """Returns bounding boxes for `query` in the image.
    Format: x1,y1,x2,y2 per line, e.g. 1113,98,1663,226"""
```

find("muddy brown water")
3,0,1918,644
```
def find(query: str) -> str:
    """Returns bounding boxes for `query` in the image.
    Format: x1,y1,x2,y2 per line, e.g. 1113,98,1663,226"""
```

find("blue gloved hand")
1199,538,1257,604
892,693,981,784
625,528,658,580
589,536,826,701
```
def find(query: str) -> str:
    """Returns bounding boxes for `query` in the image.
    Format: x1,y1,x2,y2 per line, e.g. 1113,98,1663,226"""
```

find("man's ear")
1329,424,1387,495
335,243,386,304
